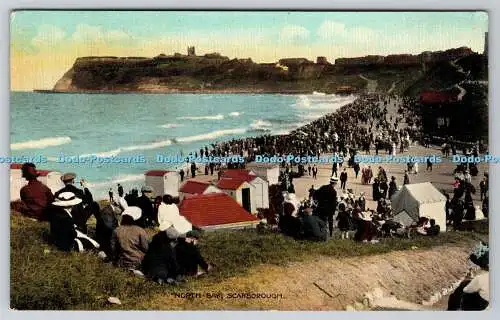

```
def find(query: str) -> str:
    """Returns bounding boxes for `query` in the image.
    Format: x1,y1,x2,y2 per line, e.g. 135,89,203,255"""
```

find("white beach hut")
245,162,280,185
37,170,65,194
221,169,269,209
144,170,180,197
216,178,257,214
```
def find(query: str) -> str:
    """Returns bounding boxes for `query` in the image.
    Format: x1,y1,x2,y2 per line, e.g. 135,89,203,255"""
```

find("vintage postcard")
9,11,489,310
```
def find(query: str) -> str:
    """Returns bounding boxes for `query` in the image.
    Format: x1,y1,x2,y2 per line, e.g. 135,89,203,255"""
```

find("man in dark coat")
117,184,124,196
372,178,380,201
137,186,154,228
190,162,196,178
340,168,348,191
353,162,360,179
54,173,99,233
388,176,397,199
314,176,338,237
301,207,327,241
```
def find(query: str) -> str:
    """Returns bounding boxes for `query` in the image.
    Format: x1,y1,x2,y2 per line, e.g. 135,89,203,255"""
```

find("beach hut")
245,162,280,185
216,178,256,214
391,182,447,231
179,193,260,231
179,180,222,200
221,169,269,209
37,170,64,194
9,164,64,201
144,170,180,198
10,164,26,201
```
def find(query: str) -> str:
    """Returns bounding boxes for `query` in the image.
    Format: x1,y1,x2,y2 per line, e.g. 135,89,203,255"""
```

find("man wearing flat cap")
54,172,98,233
16,163,54,221
313,176,338,237
136,186,155,228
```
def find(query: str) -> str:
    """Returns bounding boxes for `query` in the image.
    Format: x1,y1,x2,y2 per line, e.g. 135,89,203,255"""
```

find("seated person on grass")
175,230,212,277
95,200,122,258
425,219,441,236
49,192,100,252
142,223,182,285
110,206,149,271
14,162,54,221
301,207,327,242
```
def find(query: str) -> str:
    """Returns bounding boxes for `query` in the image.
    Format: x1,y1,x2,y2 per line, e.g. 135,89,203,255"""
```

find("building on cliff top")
278,58,313,66
316,56,329,64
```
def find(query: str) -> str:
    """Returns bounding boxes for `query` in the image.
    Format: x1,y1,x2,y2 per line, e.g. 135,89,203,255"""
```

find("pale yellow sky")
10,11,488,91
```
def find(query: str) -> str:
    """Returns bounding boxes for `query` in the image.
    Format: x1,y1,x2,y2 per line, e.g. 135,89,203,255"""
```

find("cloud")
279,24,310,42
31,24,66,47
317,20,345,39
71,24,134,46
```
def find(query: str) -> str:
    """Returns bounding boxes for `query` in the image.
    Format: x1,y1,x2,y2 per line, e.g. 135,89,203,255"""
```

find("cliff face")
51,48,482,95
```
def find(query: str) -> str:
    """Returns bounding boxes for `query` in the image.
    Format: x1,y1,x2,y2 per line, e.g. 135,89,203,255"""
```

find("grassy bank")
10,212,485,310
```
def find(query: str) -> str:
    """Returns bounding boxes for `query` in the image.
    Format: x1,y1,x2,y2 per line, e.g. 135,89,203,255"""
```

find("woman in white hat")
448,242,489,310
50,192,100,252
110,206,149,270
158,195,192,240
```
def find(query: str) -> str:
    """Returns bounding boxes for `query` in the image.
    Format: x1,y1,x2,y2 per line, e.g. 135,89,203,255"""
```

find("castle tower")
187,46,196,56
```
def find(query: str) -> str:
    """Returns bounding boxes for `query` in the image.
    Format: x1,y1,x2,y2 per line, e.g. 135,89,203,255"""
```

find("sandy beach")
186,95,487,211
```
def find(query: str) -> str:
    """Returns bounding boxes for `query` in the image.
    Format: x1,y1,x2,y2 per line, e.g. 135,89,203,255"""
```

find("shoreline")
32,88,357,95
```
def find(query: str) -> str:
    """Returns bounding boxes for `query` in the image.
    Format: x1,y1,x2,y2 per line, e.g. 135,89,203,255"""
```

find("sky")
10,11,488,91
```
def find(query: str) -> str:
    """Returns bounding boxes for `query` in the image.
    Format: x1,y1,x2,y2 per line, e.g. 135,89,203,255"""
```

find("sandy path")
141,244,475,310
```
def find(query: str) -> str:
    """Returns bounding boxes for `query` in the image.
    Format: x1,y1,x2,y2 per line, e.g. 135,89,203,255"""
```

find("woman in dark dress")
372,178,380,201
142,228,180,284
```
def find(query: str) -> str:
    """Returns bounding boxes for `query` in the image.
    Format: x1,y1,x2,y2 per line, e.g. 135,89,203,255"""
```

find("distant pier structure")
187,46,196,56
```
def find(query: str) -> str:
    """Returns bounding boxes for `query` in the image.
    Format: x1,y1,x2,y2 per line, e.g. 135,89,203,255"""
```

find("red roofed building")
216,178,256,213
420,90,458,105
221,169,256,181
144,169,180,197
180,193,260,230
221,169,270,210
179,180,222,200
10,163,23,170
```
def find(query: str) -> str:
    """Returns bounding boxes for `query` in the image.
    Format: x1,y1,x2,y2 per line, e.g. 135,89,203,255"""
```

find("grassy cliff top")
10,212,486,310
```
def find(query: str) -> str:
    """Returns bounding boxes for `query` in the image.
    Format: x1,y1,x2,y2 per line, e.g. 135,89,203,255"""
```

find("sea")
10,91,356,199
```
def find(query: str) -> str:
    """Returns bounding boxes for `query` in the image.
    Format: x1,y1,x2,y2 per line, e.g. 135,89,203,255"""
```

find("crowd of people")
13,163,212,285
11,92,489,306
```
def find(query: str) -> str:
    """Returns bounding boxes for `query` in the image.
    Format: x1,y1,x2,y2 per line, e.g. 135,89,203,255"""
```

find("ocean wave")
249,119,273,130
87,174,144,189
79,139,172,157
272,129,290,136
11,136,72,150
177,114,224,120
159,123,183,129
229,112,242,117
176,128,246,143
312,91,326,96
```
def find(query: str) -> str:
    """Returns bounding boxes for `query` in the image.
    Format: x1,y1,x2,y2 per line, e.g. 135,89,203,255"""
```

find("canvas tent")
392,209,416,227
391,182,447,231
